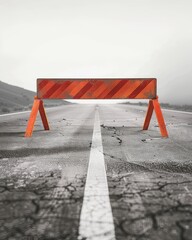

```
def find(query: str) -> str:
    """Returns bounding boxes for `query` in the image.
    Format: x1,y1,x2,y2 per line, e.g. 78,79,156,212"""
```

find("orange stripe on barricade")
81,80,104,99
70,81,88,97
136,80,156,99
98,80,120,99
92,82,108,99
104,80,128,99
60,81,79,98
48,81,72,99
114,80,141,99
25,78,168,138
128,80,153,98
40,81,56,98
43,82,61,98
112,80,132,99
73,82,93,99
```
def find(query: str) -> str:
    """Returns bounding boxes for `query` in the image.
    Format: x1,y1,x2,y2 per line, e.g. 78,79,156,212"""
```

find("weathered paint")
37,79,157,99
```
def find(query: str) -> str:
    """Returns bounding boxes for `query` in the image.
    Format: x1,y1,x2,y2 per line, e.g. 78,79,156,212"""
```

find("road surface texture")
0,103,192,240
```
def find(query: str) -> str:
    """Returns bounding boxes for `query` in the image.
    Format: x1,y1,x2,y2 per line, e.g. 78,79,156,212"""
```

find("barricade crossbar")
37,78,157,99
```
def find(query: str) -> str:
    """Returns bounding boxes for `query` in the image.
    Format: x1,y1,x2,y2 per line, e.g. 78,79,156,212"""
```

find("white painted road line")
162,109,192,115
0,106,56,117
0,110,31,117
78,107,116,240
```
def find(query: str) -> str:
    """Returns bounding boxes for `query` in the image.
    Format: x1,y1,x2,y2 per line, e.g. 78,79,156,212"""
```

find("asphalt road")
0,103,192,240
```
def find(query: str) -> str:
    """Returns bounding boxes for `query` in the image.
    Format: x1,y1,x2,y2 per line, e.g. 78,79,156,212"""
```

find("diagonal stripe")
81,80,104,99
136,80,156,99
38,80,51,95
48,81,72,98
112,80,133,98
42,83,61,98
38,80,49,90
97,80,120,99
91,82,108,99
73,82,94,99
38,81,57,98
128,80,153,98
104,80,128,99
60,81,79,98
55,81,73,98
69,81,89,97
116,80,142,99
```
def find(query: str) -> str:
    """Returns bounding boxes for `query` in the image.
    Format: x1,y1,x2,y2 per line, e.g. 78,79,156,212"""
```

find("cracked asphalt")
0,104,192,240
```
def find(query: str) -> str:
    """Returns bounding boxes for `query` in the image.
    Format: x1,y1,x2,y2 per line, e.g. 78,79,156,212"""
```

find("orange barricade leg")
143,99,154,130
39,100,49,131
143,97,168,138
25,96,49,137
152,98,168,137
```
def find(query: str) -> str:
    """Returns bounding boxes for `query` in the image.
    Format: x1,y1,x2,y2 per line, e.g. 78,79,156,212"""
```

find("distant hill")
0,81,68,114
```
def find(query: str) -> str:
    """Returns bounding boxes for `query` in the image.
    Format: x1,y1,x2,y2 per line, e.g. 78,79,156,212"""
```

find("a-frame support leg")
143,99,154,130
143,97,168,138
25,96,49,137
39,100,49,131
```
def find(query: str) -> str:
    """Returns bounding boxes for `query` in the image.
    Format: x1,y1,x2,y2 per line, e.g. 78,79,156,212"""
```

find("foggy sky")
0,0,192,104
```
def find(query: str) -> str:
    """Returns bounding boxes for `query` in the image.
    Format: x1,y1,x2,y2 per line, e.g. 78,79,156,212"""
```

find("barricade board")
37,78,156,99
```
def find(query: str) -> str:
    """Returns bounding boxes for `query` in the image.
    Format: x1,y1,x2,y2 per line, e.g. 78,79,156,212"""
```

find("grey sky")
0,0,192,104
